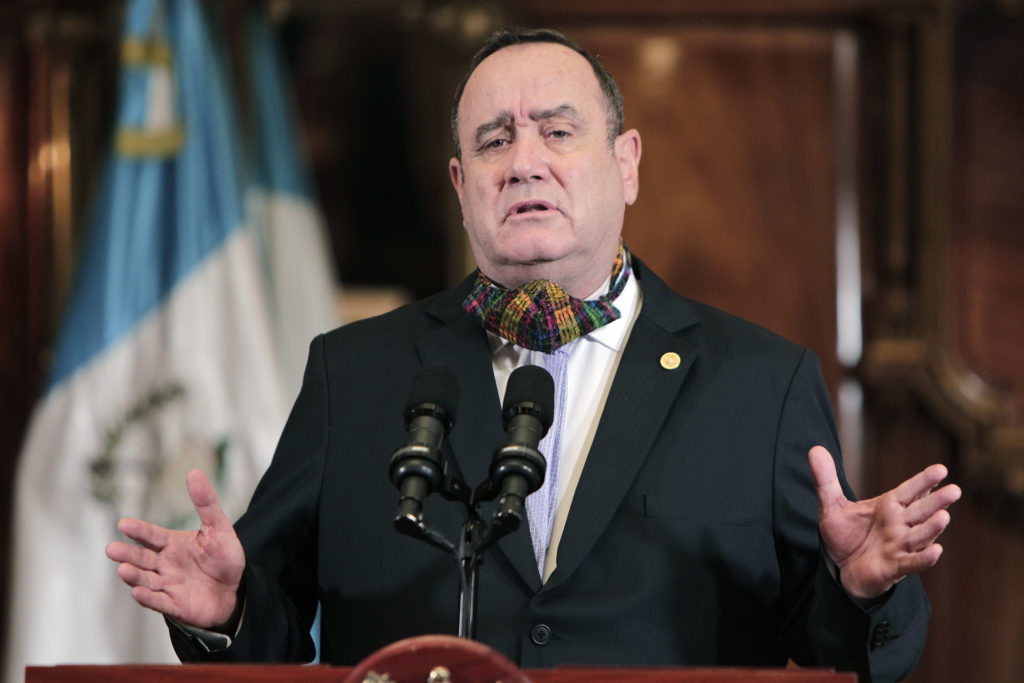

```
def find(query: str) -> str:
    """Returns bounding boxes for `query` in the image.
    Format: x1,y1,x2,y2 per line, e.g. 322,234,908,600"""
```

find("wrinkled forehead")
457,43,606,131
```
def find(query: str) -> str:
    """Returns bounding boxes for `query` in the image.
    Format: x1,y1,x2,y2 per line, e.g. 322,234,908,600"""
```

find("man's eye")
482,138,508,150
549,129,570,139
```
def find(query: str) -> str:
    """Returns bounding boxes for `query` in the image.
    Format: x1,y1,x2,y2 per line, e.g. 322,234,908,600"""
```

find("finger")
117,517,170,552
808,446,848,513
905,483,962,526
892,463,950,506
903,509,952,551
106,540,133,563
129,585,179,617
897,543,944,576
106,541,161,571
186,469,232,533
117,561,165,591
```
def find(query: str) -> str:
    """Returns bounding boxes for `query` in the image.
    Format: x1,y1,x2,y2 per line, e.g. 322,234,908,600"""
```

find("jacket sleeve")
170,334,330,663
774,350,930,683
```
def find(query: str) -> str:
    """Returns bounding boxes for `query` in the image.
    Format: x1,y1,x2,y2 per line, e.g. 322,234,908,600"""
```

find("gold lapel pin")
660,352,681,370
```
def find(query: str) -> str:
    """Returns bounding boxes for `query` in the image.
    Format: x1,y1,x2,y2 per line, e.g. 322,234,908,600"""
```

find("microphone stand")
456,517,483,639
391,471,526,640
390,365,551,641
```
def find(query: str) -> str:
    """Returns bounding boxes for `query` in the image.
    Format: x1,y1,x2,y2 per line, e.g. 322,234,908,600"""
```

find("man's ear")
449,157,465,203
615,129,642,206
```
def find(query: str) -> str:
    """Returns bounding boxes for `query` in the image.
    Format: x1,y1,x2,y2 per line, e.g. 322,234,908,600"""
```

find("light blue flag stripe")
246,8,325,662
48,0,246,390
246,9,314,199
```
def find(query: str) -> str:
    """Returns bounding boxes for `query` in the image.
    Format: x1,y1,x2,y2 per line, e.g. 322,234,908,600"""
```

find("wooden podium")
25,666,857,682
24,634,858,682
24,663,856,679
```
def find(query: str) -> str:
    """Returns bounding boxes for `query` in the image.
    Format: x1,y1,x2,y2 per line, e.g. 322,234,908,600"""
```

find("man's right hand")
105,468,246,632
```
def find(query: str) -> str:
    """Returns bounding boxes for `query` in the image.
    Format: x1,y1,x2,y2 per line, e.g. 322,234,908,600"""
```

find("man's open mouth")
508,201,555,217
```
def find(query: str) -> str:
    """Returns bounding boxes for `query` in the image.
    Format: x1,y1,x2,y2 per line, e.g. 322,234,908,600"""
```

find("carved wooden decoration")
855,1,1024,507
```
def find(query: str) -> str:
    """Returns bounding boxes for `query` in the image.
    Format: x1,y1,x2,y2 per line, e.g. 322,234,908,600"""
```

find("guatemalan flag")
244,7,339,394
4,0,337,679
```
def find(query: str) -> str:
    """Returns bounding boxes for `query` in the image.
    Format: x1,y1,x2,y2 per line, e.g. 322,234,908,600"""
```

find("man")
107,28,960,681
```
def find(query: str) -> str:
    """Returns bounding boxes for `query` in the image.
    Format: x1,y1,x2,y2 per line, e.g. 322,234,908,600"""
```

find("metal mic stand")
391,465,537,640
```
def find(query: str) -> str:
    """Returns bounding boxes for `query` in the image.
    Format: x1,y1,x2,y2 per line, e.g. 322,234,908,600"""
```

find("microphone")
389,366,459,530
490,365,554,532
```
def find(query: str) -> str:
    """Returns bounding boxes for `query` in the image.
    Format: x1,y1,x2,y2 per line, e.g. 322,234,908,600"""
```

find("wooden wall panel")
950,20,1024,425
563,27,843,392
916,17,1024,680
867,394,1024,682
0,6,119,676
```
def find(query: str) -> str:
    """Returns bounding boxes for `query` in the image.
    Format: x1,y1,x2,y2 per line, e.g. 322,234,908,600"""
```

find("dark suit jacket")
173,260,929,682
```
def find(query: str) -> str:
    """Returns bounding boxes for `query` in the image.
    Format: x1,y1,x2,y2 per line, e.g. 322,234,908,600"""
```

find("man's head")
449,28,641,298
450,28,624,163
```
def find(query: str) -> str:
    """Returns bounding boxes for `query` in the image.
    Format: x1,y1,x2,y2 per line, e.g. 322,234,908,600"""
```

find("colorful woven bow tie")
463,242,632,352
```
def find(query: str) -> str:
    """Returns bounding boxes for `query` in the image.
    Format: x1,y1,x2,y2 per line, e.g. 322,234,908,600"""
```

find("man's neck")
485,259,616,299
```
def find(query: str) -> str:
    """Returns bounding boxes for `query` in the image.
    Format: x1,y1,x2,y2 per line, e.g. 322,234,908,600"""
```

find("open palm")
809,446,961,600
106,469,245,630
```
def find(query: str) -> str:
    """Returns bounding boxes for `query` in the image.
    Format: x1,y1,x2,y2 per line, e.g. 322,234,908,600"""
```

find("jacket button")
870,620,891,650
530,624,552,645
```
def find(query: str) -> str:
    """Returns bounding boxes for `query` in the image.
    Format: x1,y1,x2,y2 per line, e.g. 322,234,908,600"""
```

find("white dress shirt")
486,269,643,582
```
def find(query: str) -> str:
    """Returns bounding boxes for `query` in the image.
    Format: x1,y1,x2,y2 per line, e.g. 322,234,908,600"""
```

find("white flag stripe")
8,227,288,675
247,189,339,397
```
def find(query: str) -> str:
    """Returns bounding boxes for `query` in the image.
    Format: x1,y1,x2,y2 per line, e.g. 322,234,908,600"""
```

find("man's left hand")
808,445,962,601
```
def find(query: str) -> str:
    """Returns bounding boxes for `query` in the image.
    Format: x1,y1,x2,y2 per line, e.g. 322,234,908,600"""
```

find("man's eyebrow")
472,105,583,149
474,111,514,148
529,104,580,122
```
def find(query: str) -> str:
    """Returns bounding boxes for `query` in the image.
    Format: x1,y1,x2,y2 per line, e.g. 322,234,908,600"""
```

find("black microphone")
490,365,555,532
389,366,459,530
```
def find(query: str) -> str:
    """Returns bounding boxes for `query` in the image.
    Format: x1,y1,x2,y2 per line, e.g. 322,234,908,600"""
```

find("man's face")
449,42,640,297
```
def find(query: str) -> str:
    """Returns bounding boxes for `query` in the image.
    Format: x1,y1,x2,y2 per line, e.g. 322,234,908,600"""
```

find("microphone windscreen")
503,365,555,431
405,366,460,417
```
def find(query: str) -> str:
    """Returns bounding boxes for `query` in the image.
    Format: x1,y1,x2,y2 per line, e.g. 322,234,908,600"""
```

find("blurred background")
1,0,1022,681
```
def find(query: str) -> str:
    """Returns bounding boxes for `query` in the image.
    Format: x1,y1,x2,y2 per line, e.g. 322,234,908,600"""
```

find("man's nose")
505,134,548,185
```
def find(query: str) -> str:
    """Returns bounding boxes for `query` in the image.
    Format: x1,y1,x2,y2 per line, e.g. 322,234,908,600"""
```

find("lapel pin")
660,352,681,370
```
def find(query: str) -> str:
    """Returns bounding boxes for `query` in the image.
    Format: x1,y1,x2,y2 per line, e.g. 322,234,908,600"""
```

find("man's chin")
488,254,578,289
497,229,573,262
497,248,568,272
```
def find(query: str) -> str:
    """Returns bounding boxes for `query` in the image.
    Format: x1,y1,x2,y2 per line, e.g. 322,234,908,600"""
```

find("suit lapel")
415,312,500,491
544,262,699,592
417,282,543,591
413,263,702,594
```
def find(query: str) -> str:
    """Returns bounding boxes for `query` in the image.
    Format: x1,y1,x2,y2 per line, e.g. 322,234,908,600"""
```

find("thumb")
186,469,232,532
808,446,848,514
